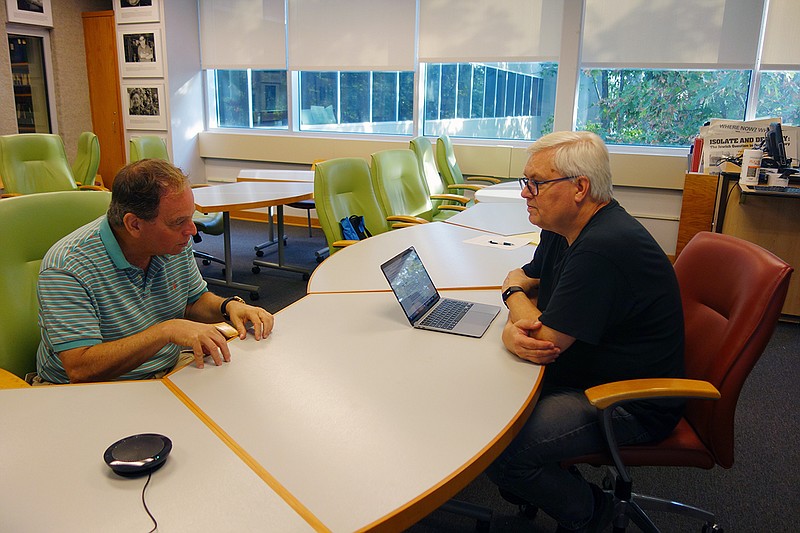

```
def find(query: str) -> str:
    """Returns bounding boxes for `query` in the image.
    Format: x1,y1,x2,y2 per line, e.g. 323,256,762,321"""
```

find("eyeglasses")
518,176,578,196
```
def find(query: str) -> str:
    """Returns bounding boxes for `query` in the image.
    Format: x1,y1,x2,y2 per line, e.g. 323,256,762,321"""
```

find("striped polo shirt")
36,215,208,383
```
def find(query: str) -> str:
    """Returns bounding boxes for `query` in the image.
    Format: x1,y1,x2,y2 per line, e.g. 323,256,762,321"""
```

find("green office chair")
313,157,391,255
370,149,455,228
435,135,501,195
71,132,101,187
409,136,471,213
129,136,226,272
0,133,106,195
0,190,112,379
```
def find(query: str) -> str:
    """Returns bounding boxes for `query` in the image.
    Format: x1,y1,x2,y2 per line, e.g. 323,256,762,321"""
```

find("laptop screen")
381,247,440,324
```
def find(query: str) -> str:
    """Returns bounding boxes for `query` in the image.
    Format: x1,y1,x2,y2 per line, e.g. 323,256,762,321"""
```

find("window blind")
287,0,416,71
418,0,564,63
582,0,764,69
761,0,800,69
199,0,287,70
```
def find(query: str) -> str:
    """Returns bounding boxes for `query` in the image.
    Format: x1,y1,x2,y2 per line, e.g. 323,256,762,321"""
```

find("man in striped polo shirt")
35,159,273,384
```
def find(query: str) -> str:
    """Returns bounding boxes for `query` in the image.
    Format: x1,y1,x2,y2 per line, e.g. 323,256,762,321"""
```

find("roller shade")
582,0,764,69
761,0,800,69
418,0,564,63
287,0,416,71
200,0,287,70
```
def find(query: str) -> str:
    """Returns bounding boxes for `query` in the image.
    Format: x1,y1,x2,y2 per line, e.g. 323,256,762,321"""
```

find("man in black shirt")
487,131,684,532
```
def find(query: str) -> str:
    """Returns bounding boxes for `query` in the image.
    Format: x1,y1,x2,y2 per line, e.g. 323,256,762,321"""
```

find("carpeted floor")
197,219,800,533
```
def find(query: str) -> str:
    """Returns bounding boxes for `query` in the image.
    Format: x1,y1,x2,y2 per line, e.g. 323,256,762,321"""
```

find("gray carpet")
198,219,800,533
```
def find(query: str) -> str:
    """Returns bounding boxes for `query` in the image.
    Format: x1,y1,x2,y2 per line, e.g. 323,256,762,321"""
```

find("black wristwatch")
501,286,525,308
220,296,245,320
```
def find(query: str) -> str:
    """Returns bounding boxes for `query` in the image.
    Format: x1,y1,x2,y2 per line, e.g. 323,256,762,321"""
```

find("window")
576,69,752,147
298,70,414,135
756,71,800,126
8,31,54,133
422,62,557,141
212,70,288,129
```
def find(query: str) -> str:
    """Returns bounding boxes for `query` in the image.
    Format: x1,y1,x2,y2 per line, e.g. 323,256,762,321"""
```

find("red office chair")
563,232,792,532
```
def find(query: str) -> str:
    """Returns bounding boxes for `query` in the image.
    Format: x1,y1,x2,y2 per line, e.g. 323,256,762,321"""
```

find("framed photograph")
117,25,163,78
6,0,53,27
113,0,160,24
122,81,167,130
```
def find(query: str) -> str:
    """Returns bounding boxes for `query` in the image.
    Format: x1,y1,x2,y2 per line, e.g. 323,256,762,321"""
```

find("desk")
474,181,523,203
307,222,535,293
0,381,313,532
445,201,538,236
193,181,314,299
237,169,315,183
167,290,543,532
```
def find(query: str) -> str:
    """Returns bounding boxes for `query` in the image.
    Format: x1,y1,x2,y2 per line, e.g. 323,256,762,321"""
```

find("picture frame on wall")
5,0,53,27
122,81,167,130
113,0,160,24
117,24,163,78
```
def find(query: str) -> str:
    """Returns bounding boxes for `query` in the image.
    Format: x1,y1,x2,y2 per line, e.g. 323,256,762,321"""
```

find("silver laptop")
380,247,500,338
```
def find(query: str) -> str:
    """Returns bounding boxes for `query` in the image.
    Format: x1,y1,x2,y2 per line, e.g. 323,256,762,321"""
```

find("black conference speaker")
104,433,172,477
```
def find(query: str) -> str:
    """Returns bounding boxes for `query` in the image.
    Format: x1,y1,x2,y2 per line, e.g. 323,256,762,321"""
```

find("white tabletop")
445,201,540,236
306,222,535,293
474,181,525,203
193,181,314,212
0,381,313,532
167,291,542,532
237,169,315,183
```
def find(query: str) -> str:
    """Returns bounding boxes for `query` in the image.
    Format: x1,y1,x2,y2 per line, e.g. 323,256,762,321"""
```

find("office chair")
129,135,226,272
370,149,456,228
435,135,501,195
0,190,112,379
409,136,471,213
71,131,102,187
0,133,106,195
555,232,793,533
313,157,391,255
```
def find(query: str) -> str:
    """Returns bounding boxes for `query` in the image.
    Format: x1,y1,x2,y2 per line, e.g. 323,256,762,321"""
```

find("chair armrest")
390,221,421,229
448,183,485,192
332,239,359,248
387,215,429,225
465,175,501,184
78,185,109,191
0,368,29,389
1,192,22,198
431,193,469,205
437,205,467,212
585,378,721,410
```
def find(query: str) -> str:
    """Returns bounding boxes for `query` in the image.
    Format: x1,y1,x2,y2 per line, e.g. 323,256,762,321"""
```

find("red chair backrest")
674,232,792,468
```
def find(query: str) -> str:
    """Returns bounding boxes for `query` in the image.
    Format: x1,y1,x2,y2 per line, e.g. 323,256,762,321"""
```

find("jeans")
486,385,653,530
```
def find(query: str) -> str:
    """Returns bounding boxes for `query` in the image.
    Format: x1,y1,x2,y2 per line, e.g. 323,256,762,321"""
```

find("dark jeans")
486,385,653,530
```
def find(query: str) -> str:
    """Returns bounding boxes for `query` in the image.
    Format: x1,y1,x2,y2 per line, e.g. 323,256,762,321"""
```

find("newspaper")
700,118,777,174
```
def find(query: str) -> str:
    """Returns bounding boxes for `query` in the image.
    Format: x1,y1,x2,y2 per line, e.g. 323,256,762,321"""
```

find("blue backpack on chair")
339,215,372,241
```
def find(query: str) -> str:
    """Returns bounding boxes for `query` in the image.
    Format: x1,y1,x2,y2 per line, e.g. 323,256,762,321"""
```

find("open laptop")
380,247,500,338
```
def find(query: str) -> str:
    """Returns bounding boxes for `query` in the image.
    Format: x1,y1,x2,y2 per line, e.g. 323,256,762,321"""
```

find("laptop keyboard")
420,299,473,330
753,185,800,194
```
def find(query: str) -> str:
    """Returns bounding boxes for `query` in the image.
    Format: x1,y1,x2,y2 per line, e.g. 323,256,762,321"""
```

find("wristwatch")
501,286,525,308
220,295,245,320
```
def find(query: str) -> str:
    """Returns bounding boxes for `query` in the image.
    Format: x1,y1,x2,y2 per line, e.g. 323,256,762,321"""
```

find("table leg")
201,212,261,299
252,205,311,279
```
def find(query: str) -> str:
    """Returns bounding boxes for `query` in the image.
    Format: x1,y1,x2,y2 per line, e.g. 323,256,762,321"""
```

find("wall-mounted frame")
117,24,163,78
5,0,53,27
114,0,160,24
122,81,167,130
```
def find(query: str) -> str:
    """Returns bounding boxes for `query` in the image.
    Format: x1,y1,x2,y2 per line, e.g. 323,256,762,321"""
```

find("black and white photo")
122,82,166,130
114,0,159,24
6,0,52,26
117,25,163,77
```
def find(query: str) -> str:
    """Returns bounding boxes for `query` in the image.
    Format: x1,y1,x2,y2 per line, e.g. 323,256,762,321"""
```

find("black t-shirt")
522,199,685,438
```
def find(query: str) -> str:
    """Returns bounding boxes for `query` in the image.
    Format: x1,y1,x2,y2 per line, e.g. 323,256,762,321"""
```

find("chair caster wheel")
256,250,264,257
283,238,288,246
702,524,723,533
251,266,261,274
249,292,259,301
302,273,310,281
202,259,210,266
316,256,324,263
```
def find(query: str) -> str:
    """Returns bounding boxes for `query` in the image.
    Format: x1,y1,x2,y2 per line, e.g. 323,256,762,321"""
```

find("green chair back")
313,157,390,253
0,190,112,378
370,149,439,222
71,132,101,187
0,134,79,194
410,136,447,198
435,134,465,188
129,135,169,162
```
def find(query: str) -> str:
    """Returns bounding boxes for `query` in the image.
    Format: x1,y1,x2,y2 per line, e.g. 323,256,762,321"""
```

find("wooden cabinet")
82,11,127,188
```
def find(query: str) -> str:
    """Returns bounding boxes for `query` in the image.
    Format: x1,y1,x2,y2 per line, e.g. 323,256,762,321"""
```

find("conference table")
3,206,545,532
474,180,524,203
193,181,314,299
